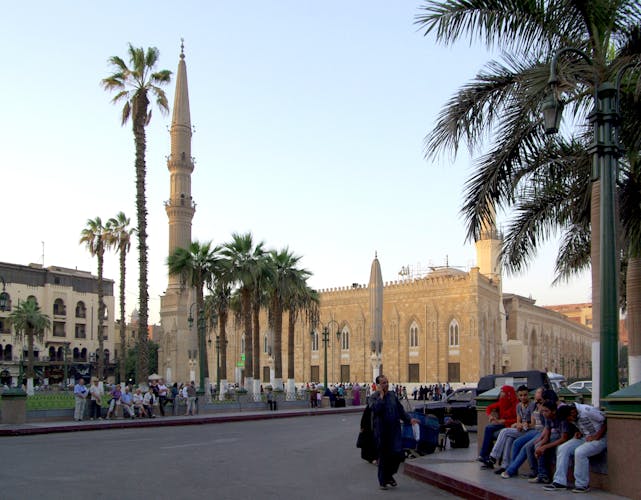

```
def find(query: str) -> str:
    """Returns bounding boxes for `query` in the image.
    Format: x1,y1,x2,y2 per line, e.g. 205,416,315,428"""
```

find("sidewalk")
0,405,363,436
404,434,629,500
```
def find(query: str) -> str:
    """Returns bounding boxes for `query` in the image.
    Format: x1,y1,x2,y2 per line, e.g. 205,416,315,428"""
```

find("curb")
0,406,363,437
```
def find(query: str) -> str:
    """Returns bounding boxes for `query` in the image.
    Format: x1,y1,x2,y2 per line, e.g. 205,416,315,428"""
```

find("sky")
1,1,591,324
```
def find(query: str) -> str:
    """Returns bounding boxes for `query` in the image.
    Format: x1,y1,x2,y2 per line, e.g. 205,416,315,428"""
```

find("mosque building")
157,45,593,389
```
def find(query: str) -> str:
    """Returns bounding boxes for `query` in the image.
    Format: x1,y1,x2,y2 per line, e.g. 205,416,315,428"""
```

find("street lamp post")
188,303,207,395
310,319,339,389
214,335,228,394
543,48,636,400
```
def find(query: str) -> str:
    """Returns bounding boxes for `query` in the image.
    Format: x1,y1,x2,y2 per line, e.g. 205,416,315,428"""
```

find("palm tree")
80,217,108,380
167,241,221,385
222,232,266,392
10,298,51,389
208,258,233,387
267,248,311,390
416,1,641,375
285,283,317,392
102,44,172,384
252,259,272,385
105,212,133,383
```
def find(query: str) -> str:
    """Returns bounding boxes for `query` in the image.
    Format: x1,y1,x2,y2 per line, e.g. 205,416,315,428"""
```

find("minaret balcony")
164,196,196,209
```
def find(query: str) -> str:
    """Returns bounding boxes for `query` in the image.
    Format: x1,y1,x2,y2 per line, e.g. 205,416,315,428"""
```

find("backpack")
443,420,470,449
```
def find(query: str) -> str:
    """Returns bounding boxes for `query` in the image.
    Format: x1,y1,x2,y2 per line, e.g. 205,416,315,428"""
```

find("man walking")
369,375,419,490
73,378,88,421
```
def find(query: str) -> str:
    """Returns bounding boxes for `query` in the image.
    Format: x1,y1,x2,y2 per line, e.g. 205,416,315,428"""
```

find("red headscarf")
486,385,518,427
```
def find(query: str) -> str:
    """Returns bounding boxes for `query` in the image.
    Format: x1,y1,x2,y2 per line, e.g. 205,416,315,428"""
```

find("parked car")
417,387,479,427
568,380,592,392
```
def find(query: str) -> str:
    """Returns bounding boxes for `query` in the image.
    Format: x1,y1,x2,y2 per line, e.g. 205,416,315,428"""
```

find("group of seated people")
477,385,606,494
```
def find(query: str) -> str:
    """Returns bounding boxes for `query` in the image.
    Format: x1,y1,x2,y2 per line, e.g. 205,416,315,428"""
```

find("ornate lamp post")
543,48,636,400
187,303,206,395
310,319,340,389
214,335,228,394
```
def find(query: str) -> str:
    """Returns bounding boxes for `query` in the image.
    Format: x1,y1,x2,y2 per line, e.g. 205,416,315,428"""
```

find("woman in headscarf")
477,385,518,468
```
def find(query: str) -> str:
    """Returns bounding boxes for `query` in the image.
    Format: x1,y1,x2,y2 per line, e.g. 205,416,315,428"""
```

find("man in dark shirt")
369,375,419,490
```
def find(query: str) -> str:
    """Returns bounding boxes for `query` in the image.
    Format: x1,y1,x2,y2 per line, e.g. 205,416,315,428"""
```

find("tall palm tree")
10,298,50,388
285,283,317,391
267,248,311,389
105,211,133,383
222,232,266,391
208,258,233,386
252,260,272,384
167,241,221,385
80,217,108,380
102,44,172,384
416,1,641,376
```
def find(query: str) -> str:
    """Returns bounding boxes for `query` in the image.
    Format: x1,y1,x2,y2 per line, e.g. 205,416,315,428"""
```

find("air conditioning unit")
89,353,96,361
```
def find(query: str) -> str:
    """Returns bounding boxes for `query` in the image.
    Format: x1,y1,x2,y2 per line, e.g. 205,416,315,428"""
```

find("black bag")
443,420,470,448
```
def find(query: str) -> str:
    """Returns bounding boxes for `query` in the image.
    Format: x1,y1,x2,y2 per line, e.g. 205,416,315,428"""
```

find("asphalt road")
0,412,455,500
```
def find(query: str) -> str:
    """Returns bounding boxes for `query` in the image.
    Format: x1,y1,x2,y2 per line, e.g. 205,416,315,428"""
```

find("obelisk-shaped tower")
159,41,197,385
369,252,383,381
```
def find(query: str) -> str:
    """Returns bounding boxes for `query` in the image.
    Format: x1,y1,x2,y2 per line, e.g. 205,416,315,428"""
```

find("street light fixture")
187,302,207,395
310,319,340,389
543,47,636,400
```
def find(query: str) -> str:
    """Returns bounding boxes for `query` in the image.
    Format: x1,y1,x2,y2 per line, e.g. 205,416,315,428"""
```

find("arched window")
73,347,80,361
241,334,245,354
80,348,87,361
27,295,38,306
75,301,86,319
449,320,460,347
264,334,268,354
311,330,319,351
53,298,66,316
3,345,12,361
409,321,419,348
49,346,56,361
341,328,350,350
0,291,12,311
104,349,110,364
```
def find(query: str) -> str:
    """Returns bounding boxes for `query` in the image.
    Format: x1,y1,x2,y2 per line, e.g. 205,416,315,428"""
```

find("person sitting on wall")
477,385,518,469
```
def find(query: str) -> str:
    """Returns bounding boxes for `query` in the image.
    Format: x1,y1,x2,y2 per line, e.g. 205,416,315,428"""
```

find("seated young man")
544,403,607,493
487,385,535,474
530,402,574,484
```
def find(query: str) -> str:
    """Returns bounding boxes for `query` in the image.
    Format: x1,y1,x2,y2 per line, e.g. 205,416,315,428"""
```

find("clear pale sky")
1,1,591,324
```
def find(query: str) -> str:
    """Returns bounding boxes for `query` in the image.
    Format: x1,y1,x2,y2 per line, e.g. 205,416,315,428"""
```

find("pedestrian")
88,378,104,420
73,378,88,421
352,382,361,406
185,381,197,415
157,379,168,416
369,375,419,490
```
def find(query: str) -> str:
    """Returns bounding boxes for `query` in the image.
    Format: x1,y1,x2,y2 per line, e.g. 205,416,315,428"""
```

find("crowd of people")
476,385,606,494
73,378,201,421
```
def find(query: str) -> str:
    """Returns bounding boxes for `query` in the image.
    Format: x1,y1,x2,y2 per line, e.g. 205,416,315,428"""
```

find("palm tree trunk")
119,249,127,383
287,309,297,380
133,95,150,385
26,328,35,379
242,289,253,386
97,247,105,380
252,300,261,382
627,256,641,384
273,298,283,380
219,308,228,380
196,280,209,381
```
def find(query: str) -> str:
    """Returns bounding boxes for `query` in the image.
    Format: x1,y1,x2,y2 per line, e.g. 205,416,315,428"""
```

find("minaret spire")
159,42,199,387
165,40,196,289
369,253,383,381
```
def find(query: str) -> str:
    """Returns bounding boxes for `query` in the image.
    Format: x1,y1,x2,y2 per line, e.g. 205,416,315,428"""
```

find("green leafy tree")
106,212,133,383
80,216,108,380
416,1,641,378
125,341,159,384
222,232,266,390
167,241,221,383
267,248,310,387
10,298,51,381
102,44,171,384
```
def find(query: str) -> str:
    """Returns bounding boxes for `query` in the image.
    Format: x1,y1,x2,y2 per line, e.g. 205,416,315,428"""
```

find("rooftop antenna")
41,241,45,266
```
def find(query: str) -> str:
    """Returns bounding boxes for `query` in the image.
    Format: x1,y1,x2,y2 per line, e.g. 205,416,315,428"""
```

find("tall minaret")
159,40,197,386
475,204,501,281
369,252,383,381
474,205,508,369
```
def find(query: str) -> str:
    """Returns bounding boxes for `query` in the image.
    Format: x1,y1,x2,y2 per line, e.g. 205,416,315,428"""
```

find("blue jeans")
479,424,504,459
552,437,607,488
505,430,539,476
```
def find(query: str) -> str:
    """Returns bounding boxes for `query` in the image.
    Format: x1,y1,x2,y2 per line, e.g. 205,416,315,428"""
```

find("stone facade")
214,264,593,388
0,261,116,385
